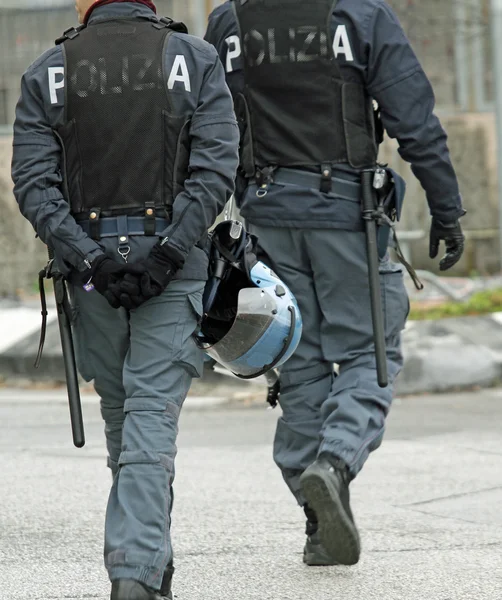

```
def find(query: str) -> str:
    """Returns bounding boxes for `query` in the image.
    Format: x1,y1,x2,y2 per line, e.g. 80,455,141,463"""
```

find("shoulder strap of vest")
55,24,86,45
56,16,188,46
155,17,189,34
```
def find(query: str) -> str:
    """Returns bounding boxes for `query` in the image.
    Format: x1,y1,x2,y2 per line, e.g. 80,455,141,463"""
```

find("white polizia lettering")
332,25,354,62
48,66,65,104
167,55,191,92
225,35,242,72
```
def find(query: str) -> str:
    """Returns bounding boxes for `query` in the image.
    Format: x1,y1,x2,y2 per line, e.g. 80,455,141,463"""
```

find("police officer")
205,0,465,568
12,1,238,598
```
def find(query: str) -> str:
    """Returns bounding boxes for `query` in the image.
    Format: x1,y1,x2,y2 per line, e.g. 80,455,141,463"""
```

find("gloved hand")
112,243,181,310
429,215,466,271
84,255,130,309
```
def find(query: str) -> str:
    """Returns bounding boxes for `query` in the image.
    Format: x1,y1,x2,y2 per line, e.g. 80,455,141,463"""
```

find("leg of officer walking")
70,285,130,477
104,279,204,591
297,228,409,565
307,229,408,475
249,224,334,505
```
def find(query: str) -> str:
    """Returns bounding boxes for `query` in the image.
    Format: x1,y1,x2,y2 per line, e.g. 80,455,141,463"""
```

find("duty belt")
77,215,169,239
253,167,361,201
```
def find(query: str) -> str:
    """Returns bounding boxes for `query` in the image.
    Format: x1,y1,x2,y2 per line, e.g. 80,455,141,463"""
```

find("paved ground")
0,388,502,600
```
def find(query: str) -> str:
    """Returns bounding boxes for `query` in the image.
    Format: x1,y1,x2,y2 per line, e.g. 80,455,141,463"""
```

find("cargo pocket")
379,260,409,339
174,289,204,379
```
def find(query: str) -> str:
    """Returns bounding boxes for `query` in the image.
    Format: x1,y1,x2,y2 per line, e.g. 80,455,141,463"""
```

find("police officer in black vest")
205,0,465,567
11,1,238,598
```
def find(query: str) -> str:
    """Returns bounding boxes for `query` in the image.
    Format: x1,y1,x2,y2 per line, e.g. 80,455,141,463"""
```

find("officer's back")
206,0,464,231
11,2,239,599
13,0,238,282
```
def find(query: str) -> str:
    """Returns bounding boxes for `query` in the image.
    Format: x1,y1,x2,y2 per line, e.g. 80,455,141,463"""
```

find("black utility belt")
77,215,169,240
252,167,362,201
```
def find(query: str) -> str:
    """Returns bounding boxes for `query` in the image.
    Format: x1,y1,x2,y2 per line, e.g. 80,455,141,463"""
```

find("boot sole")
300,467,360,566
303,549,339,567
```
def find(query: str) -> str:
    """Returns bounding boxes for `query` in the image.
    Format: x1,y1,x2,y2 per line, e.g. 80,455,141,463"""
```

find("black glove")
429,215,466,271
84,255,129,309
113,243,181,310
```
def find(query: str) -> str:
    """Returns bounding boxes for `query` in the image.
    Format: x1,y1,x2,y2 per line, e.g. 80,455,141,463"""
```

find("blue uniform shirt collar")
87,2,157,25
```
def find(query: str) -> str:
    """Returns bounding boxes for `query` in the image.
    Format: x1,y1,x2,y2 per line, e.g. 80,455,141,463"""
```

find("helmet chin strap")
211,221,250,268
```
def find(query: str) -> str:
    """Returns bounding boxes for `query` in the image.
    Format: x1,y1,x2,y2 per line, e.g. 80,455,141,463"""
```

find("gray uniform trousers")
248,225,409,506
70,276,204,590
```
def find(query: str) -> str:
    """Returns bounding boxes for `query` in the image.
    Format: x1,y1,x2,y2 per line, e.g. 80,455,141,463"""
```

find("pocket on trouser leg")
379,262,410,340
122,397,180,457
113,449,172,563
174,290,204,379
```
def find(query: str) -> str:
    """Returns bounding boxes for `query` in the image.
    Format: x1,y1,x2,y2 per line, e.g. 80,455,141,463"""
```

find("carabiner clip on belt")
116,215,131,263
255,166,277,198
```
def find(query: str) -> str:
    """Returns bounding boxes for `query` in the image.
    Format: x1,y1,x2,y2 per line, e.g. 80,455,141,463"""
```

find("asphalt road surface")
0,387,501,600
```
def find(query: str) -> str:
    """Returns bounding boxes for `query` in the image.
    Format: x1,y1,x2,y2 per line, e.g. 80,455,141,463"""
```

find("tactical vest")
55,17,190,218
233,0,378,176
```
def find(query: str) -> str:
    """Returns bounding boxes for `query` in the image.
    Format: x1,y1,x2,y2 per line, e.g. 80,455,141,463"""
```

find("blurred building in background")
0,0,498,296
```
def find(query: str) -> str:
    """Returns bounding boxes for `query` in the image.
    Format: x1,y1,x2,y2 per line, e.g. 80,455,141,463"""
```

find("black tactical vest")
55,18,190,218
233,0,378,176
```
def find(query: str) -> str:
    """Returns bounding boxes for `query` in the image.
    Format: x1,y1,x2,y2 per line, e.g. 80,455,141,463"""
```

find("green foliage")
410,289,502,321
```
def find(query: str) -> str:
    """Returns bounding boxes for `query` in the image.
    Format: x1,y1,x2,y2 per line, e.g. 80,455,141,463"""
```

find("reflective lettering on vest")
70,55,163,98
48,66,65,105
225,35,241,72
332,25,354,61
133,56,157,91
297,26,328,63
239,24,354,66
167,55,191,92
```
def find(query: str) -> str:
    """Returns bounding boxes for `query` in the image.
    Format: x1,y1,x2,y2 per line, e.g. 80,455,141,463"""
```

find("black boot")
160,561,175,600
303,504,339,566
110,579,167,600
299,455,360,565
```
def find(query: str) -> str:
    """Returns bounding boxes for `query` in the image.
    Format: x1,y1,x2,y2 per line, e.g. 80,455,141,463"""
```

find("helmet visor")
202,287,278,376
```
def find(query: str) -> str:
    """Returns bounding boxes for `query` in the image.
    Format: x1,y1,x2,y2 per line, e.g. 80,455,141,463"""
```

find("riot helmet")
197,220,302,379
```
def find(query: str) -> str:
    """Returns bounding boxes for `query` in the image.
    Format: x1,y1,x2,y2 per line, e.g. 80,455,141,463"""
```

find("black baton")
35,249,85,448
361,170,388,388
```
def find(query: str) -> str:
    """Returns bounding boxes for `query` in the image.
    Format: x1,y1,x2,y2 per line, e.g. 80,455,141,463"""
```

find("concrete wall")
387,0,458,109
387,0,491,111
381,112,500,276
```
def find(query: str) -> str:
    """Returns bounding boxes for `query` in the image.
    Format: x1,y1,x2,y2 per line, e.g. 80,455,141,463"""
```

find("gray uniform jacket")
12,2,239,280
205,0,464,230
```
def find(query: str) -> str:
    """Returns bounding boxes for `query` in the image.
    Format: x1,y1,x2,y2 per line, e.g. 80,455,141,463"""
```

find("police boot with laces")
303,504,339,566
299,454,360,565
110,579,168,600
